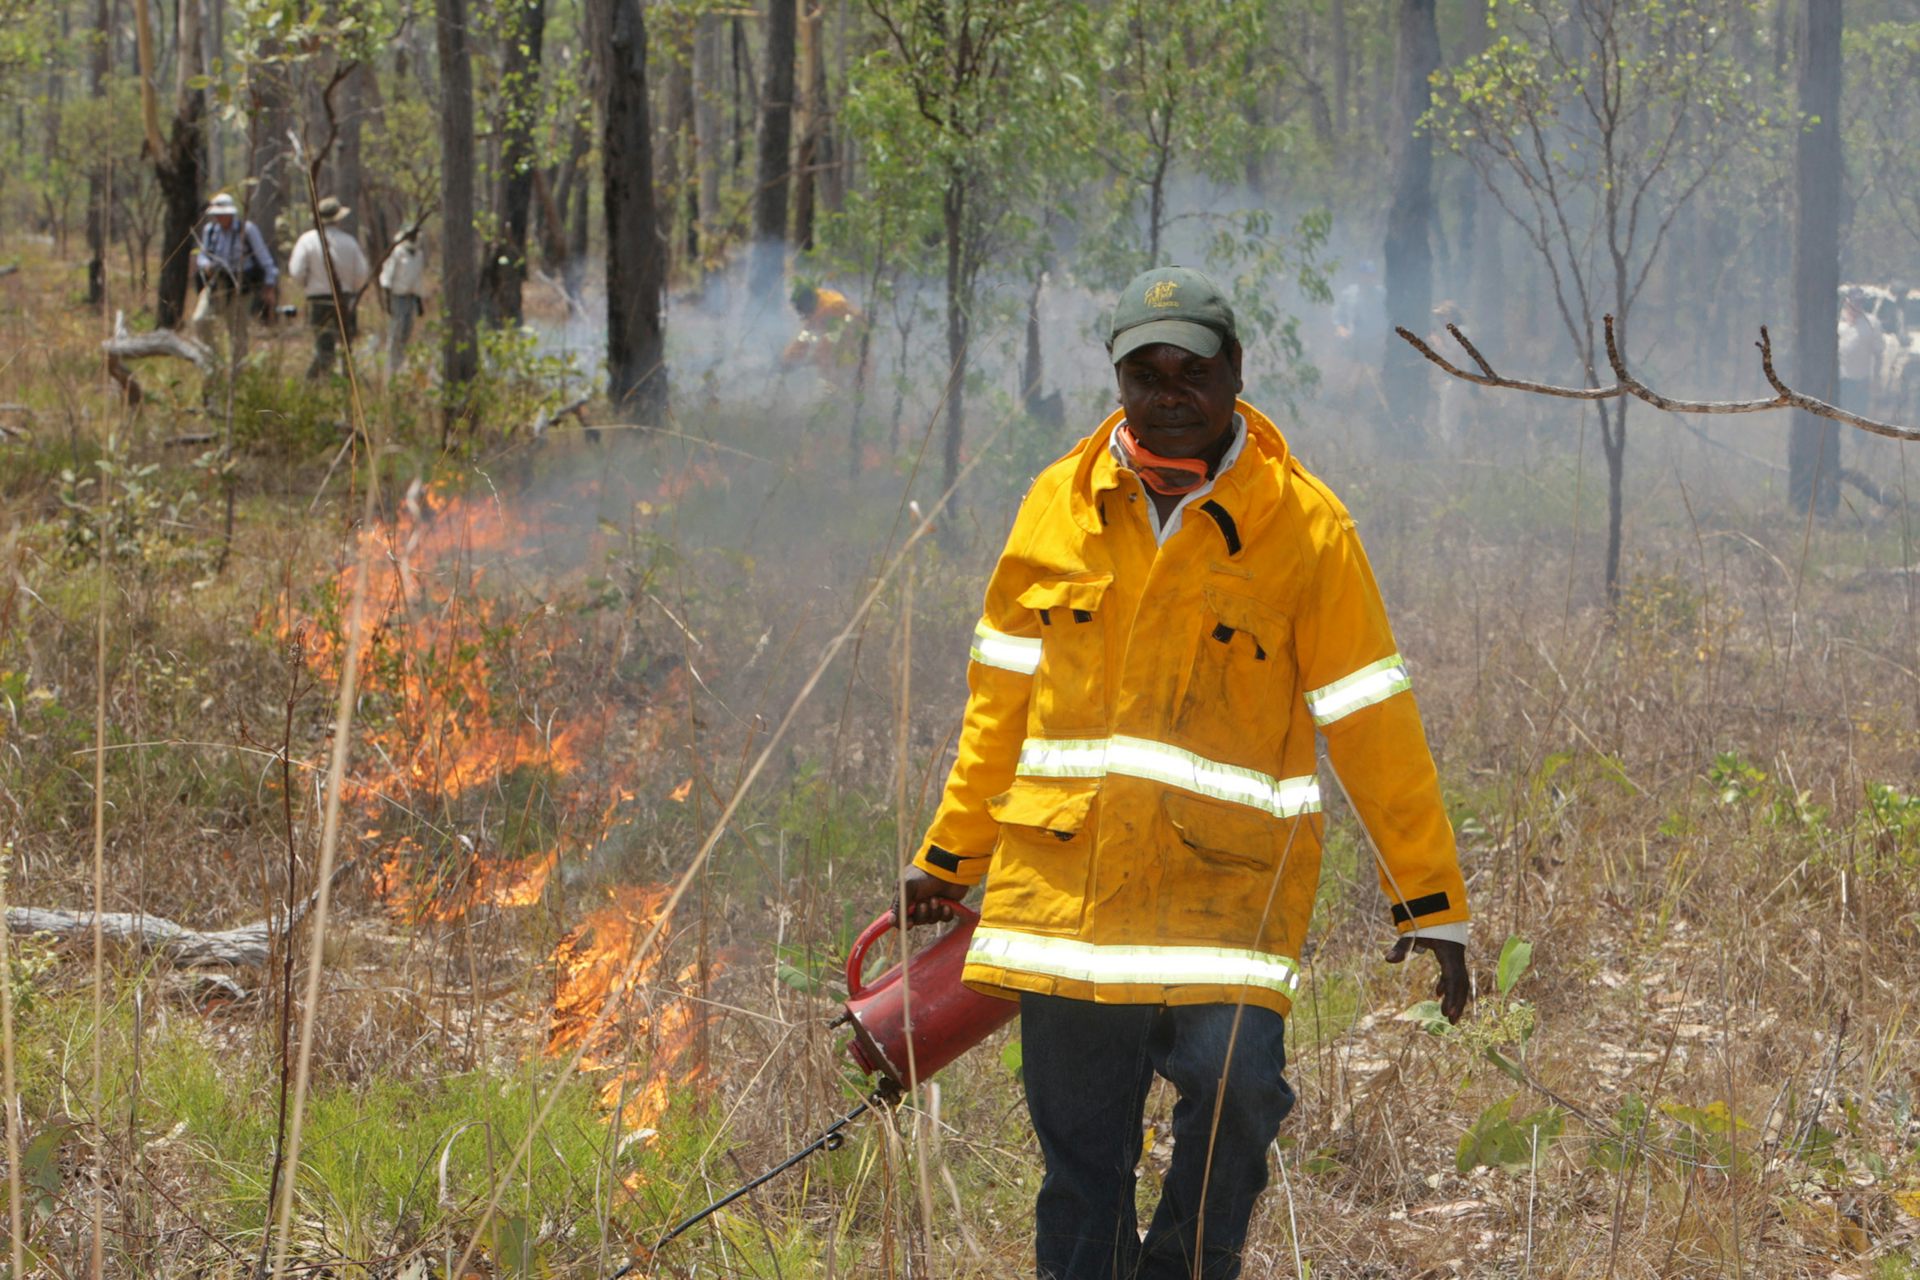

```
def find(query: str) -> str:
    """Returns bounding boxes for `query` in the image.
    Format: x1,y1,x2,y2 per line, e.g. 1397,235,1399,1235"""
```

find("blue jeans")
1021,993,1295,1280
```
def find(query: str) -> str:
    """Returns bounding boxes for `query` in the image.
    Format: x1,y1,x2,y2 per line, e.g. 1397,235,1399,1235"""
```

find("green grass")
14,980,637,1267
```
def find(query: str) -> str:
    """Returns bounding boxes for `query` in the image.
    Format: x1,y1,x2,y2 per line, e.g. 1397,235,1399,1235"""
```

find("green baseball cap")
1107,266,1237,363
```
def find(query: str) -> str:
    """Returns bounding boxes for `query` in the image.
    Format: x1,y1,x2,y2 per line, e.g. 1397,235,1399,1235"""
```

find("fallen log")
7,859,355,968
101,311,212,405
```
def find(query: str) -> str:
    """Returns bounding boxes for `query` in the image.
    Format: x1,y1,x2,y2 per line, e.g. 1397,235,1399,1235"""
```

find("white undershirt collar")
1110,413,1249,544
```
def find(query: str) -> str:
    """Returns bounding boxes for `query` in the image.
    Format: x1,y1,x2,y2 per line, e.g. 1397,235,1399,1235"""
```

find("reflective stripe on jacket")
912,401,1469,1017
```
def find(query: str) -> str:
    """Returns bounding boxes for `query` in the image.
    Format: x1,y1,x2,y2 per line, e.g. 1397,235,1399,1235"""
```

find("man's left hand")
1384,935,1471,1024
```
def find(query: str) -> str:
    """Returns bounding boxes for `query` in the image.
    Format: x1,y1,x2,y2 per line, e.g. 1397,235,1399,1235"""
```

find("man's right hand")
898,866,969,926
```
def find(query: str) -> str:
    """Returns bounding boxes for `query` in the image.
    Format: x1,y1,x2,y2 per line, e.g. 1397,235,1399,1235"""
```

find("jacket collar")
1071,398,1292,538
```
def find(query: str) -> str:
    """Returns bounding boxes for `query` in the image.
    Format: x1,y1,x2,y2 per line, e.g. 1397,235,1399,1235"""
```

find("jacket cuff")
1389,889,1468,933
1399,920,1468,946
913,843,989,887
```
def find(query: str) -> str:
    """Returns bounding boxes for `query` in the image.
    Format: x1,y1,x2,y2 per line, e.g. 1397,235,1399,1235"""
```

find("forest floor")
3,243,1920,1278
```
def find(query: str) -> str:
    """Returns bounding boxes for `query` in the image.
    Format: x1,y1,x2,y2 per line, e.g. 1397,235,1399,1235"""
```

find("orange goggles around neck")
1117,424,1212,496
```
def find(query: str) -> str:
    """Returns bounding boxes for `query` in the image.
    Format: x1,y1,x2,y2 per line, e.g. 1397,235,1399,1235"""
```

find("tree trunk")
1471,195,1505,357
333,60,370,235
567,122,591,295
599,0,668,419
437,0,481,419
750,0,796,299
732,16,756,176
85,0,111,306
153,0,207,330
1789,0,1841,516
942,173,968,499
204,0,224,193
1600,397,1628,605
1381,0,1438,442
660,17,695,268
481,0,545,327
1331,0,1349,138
792,0,825,252
245,53,294,263
694,13,724,258
550,114,591,291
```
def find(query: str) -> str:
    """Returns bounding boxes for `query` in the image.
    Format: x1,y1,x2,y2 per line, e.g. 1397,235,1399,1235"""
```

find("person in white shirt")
286,196,373,379
378,227,427,374
1838,290,1883,416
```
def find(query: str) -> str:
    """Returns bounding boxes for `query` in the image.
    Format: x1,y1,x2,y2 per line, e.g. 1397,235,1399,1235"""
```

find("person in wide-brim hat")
287,197,372,378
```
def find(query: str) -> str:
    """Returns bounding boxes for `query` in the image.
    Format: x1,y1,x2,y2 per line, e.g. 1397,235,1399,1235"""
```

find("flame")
279,483,658,922
276,479,714,1131
668,778,693,803
548,889,713,1133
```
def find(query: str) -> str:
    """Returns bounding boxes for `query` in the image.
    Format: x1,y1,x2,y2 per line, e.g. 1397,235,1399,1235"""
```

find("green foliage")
469,323,594,431
1456,1092,1563,1173
832,0,1097,334
1589,1092,1652,1173
1495,934,1533,995
1707,751,1766,806
1427,0,1777,342
1844,21,1920,262
1859,782,1920,870
1659,1098,1750,1174
57,444,213,576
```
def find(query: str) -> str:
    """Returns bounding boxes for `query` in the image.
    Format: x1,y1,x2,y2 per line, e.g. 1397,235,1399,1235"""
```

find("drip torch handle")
845,901,978,998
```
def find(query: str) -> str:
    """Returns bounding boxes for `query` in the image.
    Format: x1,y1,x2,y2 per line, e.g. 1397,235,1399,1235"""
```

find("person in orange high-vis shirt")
782,283,867,386
898,266,1472,1280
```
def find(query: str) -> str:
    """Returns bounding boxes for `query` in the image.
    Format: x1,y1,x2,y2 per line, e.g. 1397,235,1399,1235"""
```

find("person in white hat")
191,192,279,362
287,196,372,379
378,225,427,375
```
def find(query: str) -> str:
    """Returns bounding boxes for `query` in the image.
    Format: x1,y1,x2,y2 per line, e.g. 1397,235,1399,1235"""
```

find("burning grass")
2,244,1919,1275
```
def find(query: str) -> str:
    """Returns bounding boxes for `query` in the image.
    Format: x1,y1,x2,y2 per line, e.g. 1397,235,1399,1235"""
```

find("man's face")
1114,340,1243,459
213,212,235,229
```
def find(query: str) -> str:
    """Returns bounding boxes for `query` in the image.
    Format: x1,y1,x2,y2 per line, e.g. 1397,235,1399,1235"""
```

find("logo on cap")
1144,279,1180,309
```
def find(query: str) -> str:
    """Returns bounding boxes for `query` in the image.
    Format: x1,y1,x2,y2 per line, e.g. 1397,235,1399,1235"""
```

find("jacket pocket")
1018,575,1113,739
1174,586,1292,759
981,778,1098,936
1163,789,1276,870
1157,790,1295,947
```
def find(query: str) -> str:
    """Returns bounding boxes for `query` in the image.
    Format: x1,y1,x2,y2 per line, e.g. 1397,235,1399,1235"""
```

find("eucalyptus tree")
1086,0,1272,269
749,0,796,299
1429,0,1772,605
440,0,481,416
133,0,206,327
1790,0,1841,515
843,0,1091,497
481,0,546,326
86,0,109,304
1077,0,1328,411
1381,0,1438,442
596,0,667,419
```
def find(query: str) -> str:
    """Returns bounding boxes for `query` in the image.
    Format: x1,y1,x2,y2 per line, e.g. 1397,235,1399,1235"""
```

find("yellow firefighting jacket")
912,401,1469,1017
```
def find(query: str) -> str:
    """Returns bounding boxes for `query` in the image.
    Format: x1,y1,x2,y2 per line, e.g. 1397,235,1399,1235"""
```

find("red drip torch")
606,904,1014,1278
840,902,1018,1090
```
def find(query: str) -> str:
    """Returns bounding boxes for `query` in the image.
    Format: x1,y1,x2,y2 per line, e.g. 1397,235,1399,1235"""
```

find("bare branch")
1394,324,1617,401
1396,313,1920,443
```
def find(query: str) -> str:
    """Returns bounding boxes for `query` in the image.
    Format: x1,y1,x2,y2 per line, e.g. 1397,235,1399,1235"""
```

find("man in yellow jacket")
901,266,1471,1280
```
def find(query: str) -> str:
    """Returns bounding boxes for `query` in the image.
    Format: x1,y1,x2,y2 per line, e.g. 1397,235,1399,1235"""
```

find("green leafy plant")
1457,1093,1564,1174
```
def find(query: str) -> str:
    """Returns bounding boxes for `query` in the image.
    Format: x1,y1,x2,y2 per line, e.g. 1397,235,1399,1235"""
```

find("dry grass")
2,239,1919,1277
